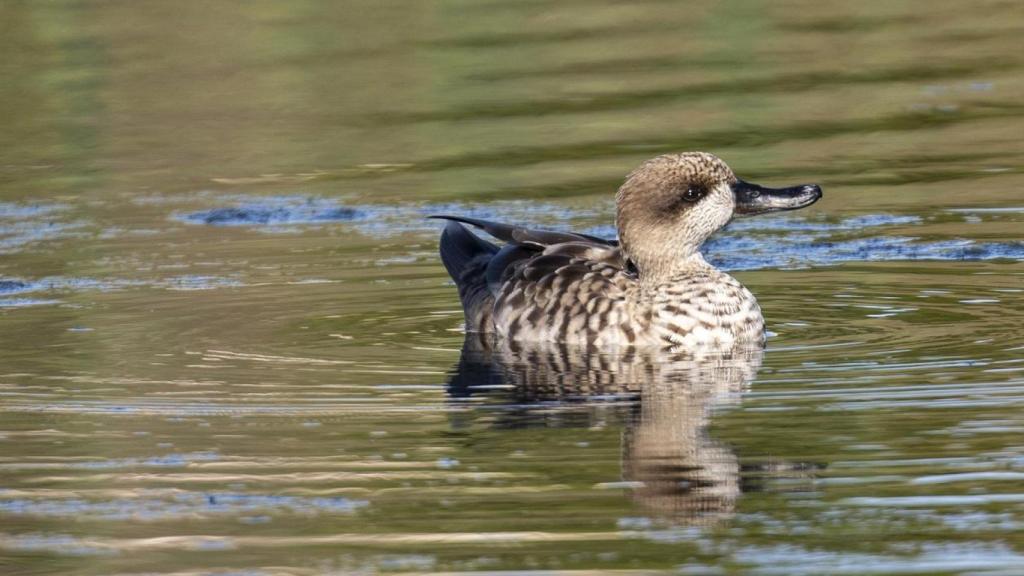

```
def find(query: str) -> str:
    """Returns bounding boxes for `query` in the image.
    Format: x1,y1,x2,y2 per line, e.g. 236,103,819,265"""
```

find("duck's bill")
732,180,823,216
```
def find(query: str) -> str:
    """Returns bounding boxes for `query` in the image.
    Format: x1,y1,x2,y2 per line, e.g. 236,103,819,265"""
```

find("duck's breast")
651,271,764,348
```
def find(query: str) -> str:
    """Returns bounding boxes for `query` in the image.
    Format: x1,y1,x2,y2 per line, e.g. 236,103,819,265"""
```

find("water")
2,1,1023,574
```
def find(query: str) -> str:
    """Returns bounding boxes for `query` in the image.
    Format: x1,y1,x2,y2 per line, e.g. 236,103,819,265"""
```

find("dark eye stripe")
682,186,706,202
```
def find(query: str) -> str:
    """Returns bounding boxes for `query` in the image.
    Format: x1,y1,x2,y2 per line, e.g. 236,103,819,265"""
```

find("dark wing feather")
438,220,500,331
437,219,498,280
430,215,617,247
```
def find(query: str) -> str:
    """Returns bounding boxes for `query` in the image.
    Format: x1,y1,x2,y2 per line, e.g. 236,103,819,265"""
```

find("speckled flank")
436,152,819,350
489,247,763,349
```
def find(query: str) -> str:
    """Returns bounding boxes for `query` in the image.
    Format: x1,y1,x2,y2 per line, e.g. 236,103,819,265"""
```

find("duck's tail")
435,217,498,281
434,217,499,332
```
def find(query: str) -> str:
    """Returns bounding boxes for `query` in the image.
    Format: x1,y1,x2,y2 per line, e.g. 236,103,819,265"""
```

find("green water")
2,1,1024,574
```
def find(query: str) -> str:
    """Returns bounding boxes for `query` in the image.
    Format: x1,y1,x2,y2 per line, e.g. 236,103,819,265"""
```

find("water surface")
2,1,1024,574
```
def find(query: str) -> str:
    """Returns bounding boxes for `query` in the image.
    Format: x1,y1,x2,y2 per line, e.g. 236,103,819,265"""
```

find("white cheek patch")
689,184,735,237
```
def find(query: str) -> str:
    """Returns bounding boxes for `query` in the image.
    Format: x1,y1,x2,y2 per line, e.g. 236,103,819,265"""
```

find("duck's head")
616,152,821,280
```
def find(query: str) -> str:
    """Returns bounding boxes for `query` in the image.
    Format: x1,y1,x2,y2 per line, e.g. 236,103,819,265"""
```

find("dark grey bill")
732,180,822,216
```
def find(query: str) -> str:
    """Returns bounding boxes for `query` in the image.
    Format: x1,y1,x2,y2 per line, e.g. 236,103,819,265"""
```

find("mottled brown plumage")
435,152,822,350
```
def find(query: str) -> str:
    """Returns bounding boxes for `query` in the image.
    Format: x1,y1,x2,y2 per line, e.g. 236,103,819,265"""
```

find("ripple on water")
175,195,593,237
5,194,1021,310
707,214,1023,270
0,275,244,307
176,197,1024,269
728,542,1024,575
0,202,69,219
0,205,89,254
177,197,364,226
0,279,32,294
0,533,115,557
0,492,367,521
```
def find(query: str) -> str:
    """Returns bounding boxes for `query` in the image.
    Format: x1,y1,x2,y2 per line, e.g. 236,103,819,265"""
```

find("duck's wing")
433,215,625,288
430,215,618,248
492,239,637,343
433,215,633,341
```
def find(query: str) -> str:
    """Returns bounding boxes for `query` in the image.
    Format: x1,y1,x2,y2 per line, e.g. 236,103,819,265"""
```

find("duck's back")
491,240,639,345
435,217,640,345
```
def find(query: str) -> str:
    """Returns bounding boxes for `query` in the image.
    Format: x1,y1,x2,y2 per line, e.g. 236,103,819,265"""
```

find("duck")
433,152,821,349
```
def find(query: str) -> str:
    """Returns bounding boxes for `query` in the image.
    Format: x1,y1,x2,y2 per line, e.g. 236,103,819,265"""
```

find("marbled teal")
434,152,821,349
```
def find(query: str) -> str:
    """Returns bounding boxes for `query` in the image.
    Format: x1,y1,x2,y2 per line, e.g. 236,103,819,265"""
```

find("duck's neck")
636,250,713,294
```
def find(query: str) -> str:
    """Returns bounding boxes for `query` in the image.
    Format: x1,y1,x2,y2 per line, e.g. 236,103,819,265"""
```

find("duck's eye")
682,186,706,202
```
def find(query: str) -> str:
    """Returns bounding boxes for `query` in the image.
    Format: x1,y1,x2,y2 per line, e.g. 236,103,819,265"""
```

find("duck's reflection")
447,334,794,525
